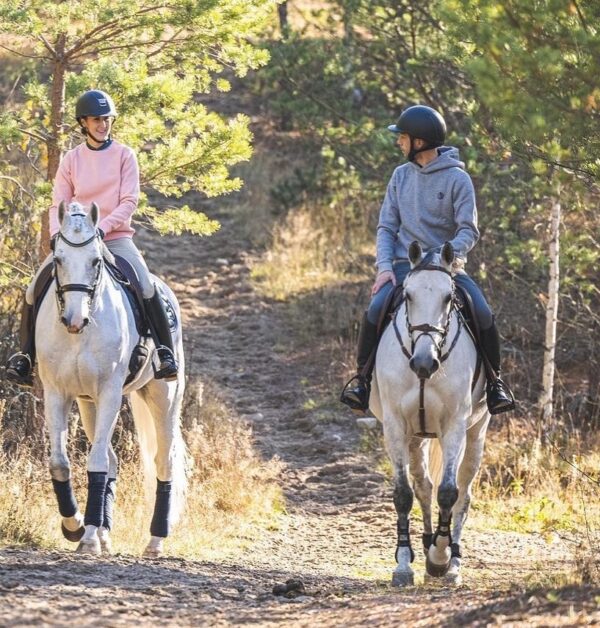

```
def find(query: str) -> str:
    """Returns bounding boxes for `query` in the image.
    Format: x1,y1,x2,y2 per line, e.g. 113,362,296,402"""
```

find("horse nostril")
430,359,440,374
60,316,68,327
82,317,89,328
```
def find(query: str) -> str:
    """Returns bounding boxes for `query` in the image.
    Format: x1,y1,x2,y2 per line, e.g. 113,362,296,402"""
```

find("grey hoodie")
375,146,479,273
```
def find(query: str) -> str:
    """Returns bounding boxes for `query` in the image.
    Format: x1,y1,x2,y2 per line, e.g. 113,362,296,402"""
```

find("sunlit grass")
0,380,283,559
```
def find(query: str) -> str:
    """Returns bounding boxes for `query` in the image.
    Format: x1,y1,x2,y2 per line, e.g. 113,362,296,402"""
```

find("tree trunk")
278,2,289,40
42,33,66,258
539,194,561,434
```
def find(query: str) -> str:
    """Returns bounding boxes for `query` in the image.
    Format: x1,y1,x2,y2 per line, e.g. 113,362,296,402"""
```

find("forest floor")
1,194,599,626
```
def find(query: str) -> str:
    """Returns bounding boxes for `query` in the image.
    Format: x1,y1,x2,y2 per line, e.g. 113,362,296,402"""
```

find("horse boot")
340,311,378,414
480,321,515,415
5,299,35,388
144,289,178,381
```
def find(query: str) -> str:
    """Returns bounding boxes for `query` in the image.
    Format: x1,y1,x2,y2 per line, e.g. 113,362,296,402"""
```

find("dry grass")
0,379,283,559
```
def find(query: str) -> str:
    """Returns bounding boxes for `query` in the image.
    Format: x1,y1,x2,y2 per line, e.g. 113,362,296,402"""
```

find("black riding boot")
340,312,379,414
5,299,35,388
480,321,515,415
144,289,178,381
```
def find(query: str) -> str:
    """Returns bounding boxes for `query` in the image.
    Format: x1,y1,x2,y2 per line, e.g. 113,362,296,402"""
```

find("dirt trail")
1,207,598,626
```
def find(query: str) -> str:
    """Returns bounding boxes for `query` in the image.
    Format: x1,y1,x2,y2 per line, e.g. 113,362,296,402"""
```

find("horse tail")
429,438,444,490
129,385,188,528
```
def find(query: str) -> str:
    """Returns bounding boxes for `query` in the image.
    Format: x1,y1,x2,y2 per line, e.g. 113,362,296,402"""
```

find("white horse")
370,241,490,586
36,201,187,557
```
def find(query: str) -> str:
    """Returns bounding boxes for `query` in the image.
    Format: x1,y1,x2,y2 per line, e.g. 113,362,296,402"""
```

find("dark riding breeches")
366,261,494,331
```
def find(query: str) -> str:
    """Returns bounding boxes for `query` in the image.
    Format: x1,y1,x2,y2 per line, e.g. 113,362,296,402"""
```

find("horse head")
54,201,103,333
404,241,455,379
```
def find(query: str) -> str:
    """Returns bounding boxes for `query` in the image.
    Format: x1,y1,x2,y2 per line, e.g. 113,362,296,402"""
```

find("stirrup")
153,346,178,381
340,375,370,415
5,353,34,388
487,378,515,415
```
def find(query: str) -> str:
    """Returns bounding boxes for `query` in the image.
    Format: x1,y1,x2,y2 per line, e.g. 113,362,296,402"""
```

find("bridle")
393,264,461,364
53,227,103,315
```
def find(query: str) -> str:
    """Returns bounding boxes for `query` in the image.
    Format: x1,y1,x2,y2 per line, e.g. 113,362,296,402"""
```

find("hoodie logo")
437,192,445,200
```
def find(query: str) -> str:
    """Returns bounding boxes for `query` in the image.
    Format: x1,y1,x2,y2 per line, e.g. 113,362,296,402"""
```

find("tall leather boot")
340,311,379,414
144,289,178,381
480,320,515,415
5,299,35,388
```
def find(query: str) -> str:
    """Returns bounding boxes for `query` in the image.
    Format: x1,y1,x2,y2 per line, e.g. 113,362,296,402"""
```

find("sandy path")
1,207,598,626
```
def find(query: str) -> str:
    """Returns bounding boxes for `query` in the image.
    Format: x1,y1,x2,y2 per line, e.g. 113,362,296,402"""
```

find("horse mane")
100,241,116,265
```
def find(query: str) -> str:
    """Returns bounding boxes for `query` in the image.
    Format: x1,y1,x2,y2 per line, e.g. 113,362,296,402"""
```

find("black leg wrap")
432,514,453,546
102,478,117,531
150,479,172,538
422,533,433,551
84,471,107,528
395,521,415,563
52,478,78,518
451,543,462,558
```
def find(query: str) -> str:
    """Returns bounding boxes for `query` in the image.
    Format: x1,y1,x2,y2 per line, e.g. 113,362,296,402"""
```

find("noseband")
394,265,460,363
53,228,103,313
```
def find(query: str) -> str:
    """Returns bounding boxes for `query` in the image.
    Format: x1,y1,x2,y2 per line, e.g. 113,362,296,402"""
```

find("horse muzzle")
61,315,90,334
409,355,440,379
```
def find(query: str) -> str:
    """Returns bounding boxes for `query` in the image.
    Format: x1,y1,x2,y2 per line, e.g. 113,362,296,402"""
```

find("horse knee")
438,483,458,512
393,481,414,515
49,459,70,482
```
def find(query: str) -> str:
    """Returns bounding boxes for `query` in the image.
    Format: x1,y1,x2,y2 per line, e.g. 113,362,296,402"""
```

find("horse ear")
408,241,422,267
58,201,66,225
441,241,455,268
89,202,99,226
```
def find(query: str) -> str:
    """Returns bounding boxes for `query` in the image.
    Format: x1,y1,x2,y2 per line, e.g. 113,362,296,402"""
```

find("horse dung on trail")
369,241,490,586
36,201,187,557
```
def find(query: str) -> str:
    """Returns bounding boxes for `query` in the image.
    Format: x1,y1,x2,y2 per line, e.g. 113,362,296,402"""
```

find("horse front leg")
77,389,121,555
77,398,118,555
408,438,434,556
448,414,489,584
426,424,465,580
45,390,85,544
384,416,415,587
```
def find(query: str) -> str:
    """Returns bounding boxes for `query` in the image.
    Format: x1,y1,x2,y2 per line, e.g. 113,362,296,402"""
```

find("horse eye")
92,257,101,267
405,292,412,302
444,294,452,304
54,258,62,266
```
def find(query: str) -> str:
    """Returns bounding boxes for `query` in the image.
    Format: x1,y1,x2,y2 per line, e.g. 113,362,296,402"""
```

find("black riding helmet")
76,90,117,143
75,90,117,120
388,105,446,162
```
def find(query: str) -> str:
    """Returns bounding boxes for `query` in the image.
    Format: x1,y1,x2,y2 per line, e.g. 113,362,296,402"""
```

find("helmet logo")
98,99,107,106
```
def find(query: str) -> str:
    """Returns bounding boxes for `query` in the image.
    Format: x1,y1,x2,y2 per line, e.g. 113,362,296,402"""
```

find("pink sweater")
49,140,140,241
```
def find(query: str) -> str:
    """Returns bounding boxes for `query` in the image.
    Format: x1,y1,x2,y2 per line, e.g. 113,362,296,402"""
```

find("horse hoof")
61,522,85,543
391,570,414,587
426,554,450,577
76,538,101,555
443,572,462,586
143,547,163,559
100,538,112,556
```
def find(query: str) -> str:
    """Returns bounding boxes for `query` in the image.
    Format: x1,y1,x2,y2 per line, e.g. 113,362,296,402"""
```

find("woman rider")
340,105,515,416
6,90,178,386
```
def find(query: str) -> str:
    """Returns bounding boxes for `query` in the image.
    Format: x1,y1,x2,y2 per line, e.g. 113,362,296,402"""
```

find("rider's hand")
371,270,396,295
